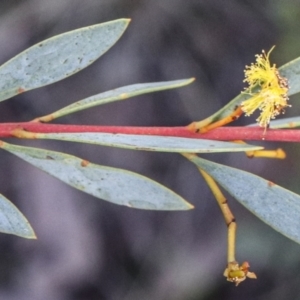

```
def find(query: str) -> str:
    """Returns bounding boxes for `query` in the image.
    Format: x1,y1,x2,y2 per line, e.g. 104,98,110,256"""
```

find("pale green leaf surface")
280,57,300,96
0,19,130,102
35,133,263,153
48,78,195,120
247,116,300,129
1,142,193,210
188,156,300,244
0,193,35,239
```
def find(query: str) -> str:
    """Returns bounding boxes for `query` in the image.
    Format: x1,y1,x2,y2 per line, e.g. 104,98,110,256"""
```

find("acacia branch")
0,122,299,142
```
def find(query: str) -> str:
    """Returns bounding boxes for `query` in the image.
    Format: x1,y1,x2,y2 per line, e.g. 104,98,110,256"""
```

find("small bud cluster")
224,261,257,286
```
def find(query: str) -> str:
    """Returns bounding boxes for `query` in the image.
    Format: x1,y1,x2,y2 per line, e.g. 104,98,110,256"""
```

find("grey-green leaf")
270,116,300,129
195,92,251,127
247,116,300,129
35,132,263,153
1,142,193,210
0,193,35,239
41,78,195,120
280,56,300,96
187,155,300,244
0,19,130,102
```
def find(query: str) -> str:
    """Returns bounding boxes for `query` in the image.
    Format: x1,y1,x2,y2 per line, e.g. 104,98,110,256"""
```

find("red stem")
1,122,300,142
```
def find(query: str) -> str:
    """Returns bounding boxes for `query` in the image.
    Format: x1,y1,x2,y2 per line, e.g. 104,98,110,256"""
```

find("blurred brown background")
0,0,300,299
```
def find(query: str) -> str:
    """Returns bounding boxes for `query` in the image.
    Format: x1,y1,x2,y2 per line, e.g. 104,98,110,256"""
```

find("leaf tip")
179,78,196,87
22,225,37,239
28,232,37,240
187,202,194,210
174,200,194,210
121,18,132,27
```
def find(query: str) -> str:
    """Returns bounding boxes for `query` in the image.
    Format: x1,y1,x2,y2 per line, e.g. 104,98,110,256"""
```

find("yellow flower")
241,47,289,128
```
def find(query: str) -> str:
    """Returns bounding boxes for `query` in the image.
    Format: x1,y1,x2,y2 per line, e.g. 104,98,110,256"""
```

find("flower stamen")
241,47,290,129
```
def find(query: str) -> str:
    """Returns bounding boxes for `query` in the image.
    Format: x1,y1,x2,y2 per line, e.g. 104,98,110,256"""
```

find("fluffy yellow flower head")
241,47,289,128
